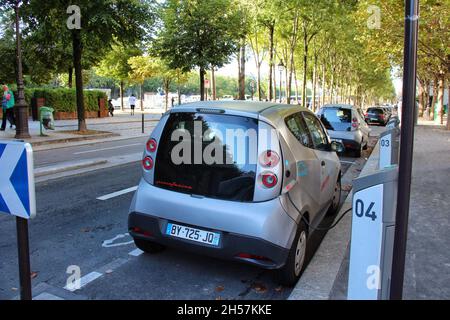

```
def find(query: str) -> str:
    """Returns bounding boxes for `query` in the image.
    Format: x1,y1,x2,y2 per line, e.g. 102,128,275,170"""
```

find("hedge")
22,88,107,113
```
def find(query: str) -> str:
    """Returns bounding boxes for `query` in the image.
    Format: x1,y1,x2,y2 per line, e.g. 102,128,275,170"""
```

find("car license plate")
165,223,220,246
370,118,378,121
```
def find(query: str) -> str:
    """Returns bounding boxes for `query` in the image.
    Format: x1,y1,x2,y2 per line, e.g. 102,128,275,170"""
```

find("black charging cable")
287,192,352,231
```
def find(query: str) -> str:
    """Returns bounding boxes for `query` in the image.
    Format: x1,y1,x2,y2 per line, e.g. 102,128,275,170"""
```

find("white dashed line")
128,248,144,257
97,186,138,201
64,271,103,292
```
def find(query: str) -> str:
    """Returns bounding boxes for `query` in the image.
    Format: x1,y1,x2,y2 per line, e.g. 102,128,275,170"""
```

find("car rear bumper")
128,212,290,269
128,179,297,269
341,139,362,151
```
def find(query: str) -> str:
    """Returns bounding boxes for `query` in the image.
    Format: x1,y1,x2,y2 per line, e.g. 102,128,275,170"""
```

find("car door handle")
321,161,326,167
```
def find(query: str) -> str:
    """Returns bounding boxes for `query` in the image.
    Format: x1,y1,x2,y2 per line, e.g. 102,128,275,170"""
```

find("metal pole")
142,113,144,134
14,1,30,139
16,217,32,300
390,0,419,300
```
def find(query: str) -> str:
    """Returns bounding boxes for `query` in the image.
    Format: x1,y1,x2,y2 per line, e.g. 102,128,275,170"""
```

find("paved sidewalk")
330,124,450,299
0,112,162,149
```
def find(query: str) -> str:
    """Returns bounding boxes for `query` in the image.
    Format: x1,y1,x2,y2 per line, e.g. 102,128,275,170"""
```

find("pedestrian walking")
1,85,15,131
129,94,136,115
108,99,114,117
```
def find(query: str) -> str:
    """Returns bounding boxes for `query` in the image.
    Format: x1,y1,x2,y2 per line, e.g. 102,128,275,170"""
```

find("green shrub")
23,88,107,112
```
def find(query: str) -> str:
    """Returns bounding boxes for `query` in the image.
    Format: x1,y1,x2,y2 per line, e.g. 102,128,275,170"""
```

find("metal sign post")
391,0,419,300
0,141,36,300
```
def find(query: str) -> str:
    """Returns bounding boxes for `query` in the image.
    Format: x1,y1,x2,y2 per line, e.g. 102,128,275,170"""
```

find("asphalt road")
33,136,150,168
0,148,366,300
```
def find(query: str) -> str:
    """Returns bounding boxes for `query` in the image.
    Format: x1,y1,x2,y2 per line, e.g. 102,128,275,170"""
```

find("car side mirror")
331,141,344,153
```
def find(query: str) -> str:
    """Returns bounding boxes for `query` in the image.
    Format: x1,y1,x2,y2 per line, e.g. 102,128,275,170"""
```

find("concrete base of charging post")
348,167,398,300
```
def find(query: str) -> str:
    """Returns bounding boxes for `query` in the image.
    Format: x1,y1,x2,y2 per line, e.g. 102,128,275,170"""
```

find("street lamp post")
14,1,30,139
278,61,285,103
390,0,420,300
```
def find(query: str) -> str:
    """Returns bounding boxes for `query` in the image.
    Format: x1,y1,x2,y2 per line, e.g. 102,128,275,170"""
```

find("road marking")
64,271,102,292
73,143,142,155
129,248,144,257
97,186,138,201
102,233,134,247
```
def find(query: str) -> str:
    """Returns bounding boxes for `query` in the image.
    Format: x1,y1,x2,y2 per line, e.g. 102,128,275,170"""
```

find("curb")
288,142,381,300
34,152,142,183
35,159,108,177
29,132,119,147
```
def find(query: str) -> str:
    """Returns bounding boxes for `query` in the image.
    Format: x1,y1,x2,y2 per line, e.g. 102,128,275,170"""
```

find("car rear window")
367,108,384,114
319,107,352,131
154,112,258,202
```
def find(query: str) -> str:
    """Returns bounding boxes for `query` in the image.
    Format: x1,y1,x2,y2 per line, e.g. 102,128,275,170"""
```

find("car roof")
320,104,355,109
171,101,311,122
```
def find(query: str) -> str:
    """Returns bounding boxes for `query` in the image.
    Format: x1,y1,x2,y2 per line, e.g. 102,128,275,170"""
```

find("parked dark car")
365,107,390,126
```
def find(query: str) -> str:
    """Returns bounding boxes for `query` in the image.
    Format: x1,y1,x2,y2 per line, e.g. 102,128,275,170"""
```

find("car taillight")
142,156,154,170
351,117,359,129
260,171,278,188
146,138,157,153
259,150,280,168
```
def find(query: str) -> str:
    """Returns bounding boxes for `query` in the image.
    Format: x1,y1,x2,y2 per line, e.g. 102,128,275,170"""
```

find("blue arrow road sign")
0,141,36,219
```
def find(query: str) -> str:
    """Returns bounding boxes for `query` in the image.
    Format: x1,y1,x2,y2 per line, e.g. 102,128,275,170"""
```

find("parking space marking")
97,186,138,201
73,143,142,155
64,271,103,292
102,233,134,247
129,248,144,257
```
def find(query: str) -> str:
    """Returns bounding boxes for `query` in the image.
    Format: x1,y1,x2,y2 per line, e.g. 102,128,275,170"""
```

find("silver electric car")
316,104,370,157
128,101,343,286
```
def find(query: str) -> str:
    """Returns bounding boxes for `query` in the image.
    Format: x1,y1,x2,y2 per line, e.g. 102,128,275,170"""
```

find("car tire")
133,238,166,254
354,145,362,158
327,176,341,216
276,221,308,287
362,140,368,150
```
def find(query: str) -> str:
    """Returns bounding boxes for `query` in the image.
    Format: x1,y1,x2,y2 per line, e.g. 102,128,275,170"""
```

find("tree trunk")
72,29,86,132
294,63,299,104
120,81,124,111
312,54,318,112
164,80,170,111
447,81,450,131
302,34,308,108
417,79,425,118
321,63,326,107
211,68,216,100
273,60,277,101
199,68,205,101
140,84,144,111
268,24,274,101
429,76,438,120
255,66,261,101
437,76,445,125
68,68,73,88
238,44,246,100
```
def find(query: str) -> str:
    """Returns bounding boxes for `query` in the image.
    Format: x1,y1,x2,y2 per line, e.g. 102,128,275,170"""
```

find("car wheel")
276,221,308,287
327,177,341,215
133,238,165,254
354,145,362,158
362,139,368,150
